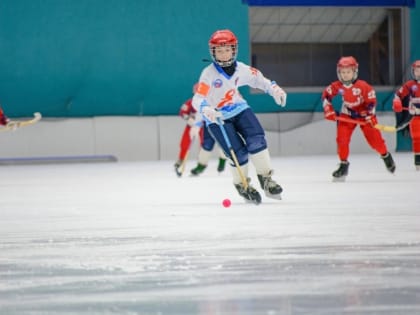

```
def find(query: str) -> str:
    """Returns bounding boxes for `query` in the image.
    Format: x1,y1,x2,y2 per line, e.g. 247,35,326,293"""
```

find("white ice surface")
0,153,419,315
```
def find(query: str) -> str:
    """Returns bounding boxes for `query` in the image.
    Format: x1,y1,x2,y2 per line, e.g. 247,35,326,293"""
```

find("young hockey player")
192,29,287,204
190,123,227,176
392,60,420,170
322,56,396,181
174,85,226,176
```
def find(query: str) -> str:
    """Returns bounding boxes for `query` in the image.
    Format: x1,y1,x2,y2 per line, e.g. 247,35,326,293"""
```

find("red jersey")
395,80,420,115
322,79,377,118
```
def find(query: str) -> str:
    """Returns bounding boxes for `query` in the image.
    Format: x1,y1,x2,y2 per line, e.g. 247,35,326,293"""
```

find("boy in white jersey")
192,29,287,204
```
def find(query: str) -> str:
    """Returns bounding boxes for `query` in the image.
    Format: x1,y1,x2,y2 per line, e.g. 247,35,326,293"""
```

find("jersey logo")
352,88,361,96
338,88,344,95
412,85,418,92
217,89,235,108
213,79,223,88
343,97,362,108
250,67,258,76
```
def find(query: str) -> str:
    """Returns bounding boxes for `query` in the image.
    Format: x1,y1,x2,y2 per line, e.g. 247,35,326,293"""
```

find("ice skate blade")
244,198,262,205
264,192,282,200
242,192,262,205
386,167,396,174
332,176,346,182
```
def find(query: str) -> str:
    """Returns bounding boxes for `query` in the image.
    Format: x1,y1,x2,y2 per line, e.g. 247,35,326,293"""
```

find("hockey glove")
365,115,378,127
392,98,403,112
202,106,222,123
323,104,336,121
270,83,287,107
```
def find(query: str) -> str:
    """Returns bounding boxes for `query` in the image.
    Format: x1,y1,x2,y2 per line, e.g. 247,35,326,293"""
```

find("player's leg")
191,123,214,175
409,116,420,170
234,108,283,199
208,120,261,203
217,148,227,173
361,124,395,173
204,124,227,172
175,125,192,170
333,119,356,181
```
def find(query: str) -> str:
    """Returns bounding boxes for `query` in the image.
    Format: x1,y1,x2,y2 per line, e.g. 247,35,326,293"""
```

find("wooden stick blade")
374,124,396,132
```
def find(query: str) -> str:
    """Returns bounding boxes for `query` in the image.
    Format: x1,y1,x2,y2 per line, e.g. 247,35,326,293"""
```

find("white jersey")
192,61,274,121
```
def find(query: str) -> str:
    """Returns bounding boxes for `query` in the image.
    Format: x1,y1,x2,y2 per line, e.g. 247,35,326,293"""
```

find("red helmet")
208,29,238,67
411,60,420,80
337,56,359,84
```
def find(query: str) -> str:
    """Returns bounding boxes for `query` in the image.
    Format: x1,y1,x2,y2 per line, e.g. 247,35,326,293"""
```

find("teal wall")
0,0,249,117
0,1,418,117
410,4,420,59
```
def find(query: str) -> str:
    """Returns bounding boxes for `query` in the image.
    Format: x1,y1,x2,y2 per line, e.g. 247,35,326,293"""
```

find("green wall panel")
410,4,420,60
0,0,249,117
0,1,419,117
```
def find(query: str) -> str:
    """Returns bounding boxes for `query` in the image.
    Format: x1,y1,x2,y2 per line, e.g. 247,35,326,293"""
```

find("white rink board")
0,113,397,161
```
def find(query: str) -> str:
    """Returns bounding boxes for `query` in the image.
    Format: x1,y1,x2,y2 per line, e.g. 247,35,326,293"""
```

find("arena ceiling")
249,7,388,43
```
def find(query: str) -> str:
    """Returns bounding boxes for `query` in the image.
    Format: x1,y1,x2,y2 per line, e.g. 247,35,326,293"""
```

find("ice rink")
0,153,419,315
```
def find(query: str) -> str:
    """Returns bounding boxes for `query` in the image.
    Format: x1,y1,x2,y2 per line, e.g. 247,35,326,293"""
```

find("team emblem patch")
352,88,361,96
213,79,223,88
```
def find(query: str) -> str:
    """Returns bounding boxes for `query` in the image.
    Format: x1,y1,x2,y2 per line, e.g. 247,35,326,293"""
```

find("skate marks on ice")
0,153,419,315
2,236,419,315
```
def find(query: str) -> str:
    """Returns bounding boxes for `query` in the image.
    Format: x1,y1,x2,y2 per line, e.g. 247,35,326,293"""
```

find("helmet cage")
337,56,359,85
208,30,238,67
411,60,420,81
209,44,238,67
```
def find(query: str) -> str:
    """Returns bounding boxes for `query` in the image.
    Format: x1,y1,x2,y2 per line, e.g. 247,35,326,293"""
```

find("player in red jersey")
392,60,420,170
322,56,395,181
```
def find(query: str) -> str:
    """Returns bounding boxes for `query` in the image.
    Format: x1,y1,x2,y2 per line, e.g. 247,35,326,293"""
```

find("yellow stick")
1,112,42,132
335,115,396,132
